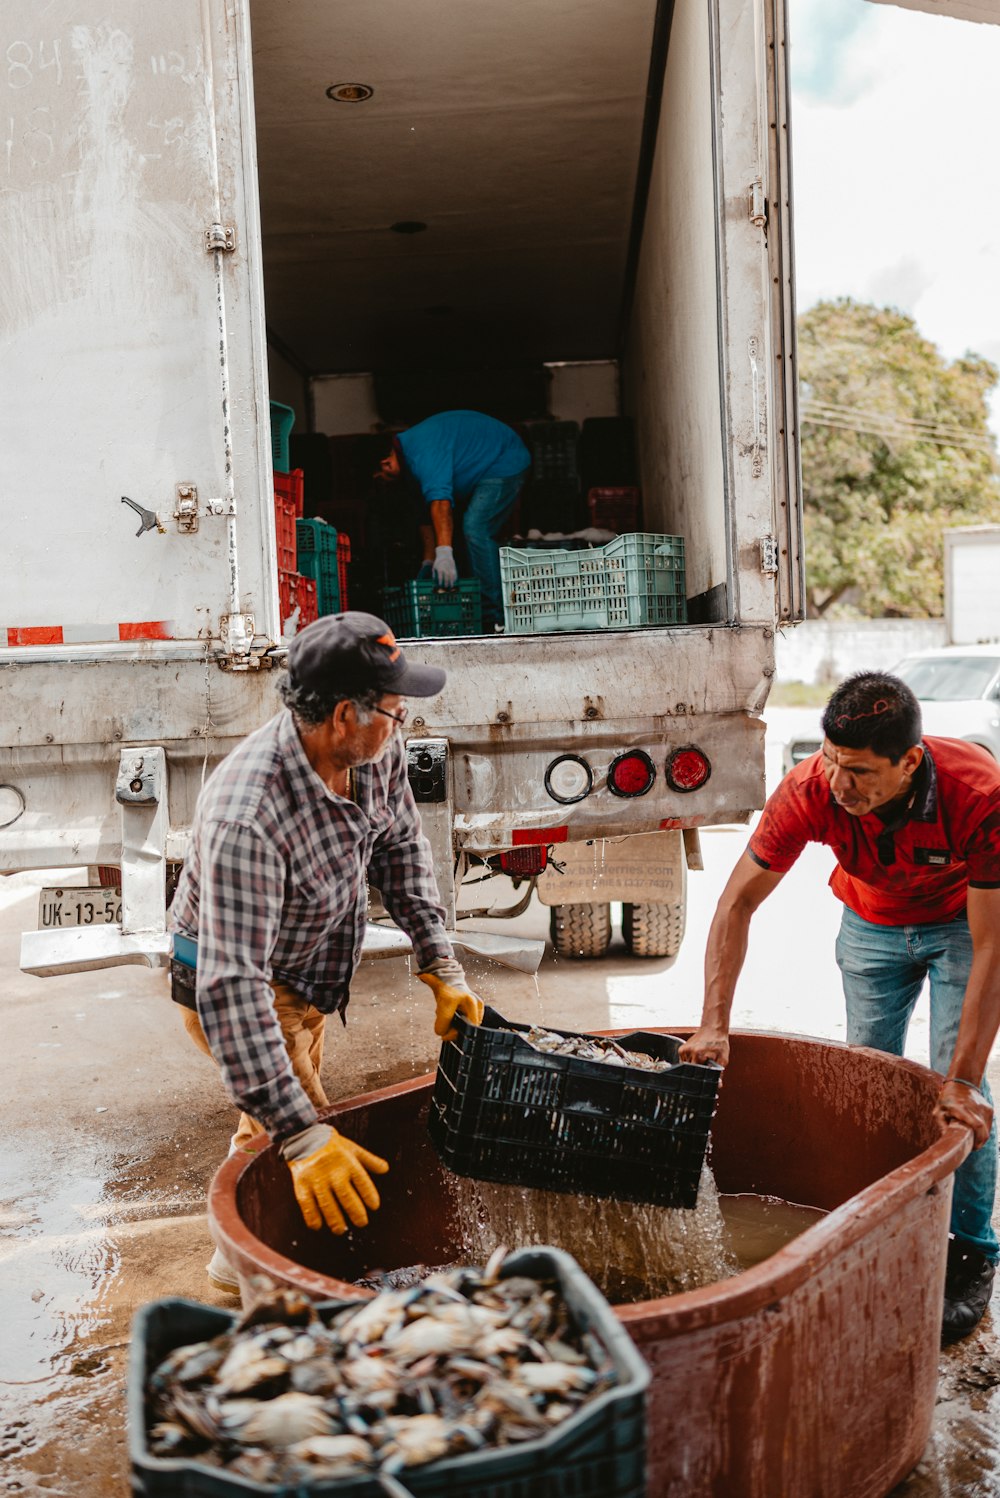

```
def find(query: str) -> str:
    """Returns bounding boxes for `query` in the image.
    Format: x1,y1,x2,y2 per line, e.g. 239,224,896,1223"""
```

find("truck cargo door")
709,0,805,628
759,0,804,626
1,3,274,657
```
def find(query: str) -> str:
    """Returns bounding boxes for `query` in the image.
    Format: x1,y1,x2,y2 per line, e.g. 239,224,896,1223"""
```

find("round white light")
0,783,25,828
545,756,592,804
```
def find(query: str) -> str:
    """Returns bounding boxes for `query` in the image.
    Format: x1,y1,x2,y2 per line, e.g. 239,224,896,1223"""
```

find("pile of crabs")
145,1250,617,1487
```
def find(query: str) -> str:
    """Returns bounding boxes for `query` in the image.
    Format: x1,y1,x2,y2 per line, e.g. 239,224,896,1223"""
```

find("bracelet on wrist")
945,1076,984,1094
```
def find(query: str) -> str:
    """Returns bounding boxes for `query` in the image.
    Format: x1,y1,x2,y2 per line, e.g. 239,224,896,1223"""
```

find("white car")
783,645,1000,773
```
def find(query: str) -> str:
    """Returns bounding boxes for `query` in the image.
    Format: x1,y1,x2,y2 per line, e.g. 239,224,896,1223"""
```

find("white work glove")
417,955,485,1041
432,545,458,588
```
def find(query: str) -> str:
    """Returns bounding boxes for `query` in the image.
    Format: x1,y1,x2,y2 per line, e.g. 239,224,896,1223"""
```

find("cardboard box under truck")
1,0,803,977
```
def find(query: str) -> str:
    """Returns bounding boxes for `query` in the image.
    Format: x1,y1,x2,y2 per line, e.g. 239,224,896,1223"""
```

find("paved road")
2,705,999,1495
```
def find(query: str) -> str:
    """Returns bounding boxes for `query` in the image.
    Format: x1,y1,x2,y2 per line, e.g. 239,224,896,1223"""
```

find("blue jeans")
462,470,527,627
836,905,999,1262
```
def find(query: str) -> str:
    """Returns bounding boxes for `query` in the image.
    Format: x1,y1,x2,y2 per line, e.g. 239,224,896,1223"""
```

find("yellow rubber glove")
418,958,485,1042
279,1122,389,1235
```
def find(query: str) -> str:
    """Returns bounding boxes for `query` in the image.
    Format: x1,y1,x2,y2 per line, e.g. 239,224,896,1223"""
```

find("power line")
800,399,996,455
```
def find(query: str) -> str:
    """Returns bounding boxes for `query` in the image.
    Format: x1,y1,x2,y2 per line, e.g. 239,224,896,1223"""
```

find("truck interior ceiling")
249,0,730,638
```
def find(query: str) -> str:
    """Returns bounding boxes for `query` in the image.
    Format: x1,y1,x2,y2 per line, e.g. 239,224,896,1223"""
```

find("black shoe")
941,1235,996,1347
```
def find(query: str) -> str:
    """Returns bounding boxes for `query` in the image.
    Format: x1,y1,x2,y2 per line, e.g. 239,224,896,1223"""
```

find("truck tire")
622,900,685,958
549,902,612,959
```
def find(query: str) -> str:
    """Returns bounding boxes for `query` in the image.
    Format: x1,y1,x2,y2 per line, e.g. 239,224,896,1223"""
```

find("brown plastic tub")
208,1031,970,1498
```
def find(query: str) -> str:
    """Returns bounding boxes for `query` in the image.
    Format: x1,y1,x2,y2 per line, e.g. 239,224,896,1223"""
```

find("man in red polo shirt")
681,670,1000,1344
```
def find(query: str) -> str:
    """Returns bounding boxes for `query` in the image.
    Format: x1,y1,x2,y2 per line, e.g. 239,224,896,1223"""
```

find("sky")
789,0,1000,436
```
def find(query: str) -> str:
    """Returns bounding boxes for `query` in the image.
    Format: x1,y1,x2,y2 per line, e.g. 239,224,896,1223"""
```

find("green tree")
799,298,1000,617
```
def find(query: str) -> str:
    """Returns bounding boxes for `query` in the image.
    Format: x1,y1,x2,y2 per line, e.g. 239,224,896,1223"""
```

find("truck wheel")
622,900,685,958
549,902,612,959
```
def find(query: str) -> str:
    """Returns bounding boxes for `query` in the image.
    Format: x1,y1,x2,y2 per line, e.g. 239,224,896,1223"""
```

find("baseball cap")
286,612,446,699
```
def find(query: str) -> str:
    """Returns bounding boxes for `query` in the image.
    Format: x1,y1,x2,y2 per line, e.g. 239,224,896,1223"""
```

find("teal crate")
269,401,295,472
296,518,340,615
383,579,482,637
501,532,686,634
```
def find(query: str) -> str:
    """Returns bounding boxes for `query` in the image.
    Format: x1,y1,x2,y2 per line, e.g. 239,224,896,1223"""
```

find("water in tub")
444,1172,825,1303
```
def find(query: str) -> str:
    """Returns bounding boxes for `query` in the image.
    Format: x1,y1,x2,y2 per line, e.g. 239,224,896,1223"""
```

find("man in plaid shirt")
169,612,483,1292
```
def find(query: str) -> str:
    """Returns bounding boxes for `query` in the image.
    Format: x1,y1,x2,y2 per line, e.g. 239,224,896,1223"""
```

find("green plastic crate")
296,518,340,615
382,579,482,637
501,532,686,634
269,401,295,473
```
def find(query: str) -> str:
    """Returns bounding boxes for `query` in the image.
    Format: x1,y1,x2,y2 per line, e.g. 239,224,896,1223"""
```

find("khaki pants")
181,982,330,1151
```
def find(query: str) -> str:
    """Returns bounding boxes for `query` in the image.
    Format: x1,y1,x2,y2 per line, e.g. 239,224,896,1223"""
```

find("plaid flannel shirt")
169,710,452,1138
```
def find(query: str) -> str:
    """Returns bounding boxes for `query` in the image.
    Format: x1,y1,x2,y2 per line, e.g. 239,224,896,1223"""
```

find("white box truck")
1,0,803,977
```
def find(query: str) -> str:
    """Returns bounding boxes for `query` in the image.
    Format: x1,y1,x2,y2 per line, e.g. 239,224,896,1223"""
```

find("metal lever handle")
121,495,161,537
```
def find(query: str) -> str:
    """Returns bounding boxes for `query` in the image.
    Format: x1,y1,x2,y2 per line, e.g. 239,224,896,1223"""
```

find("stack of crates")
528,420,579,485
296,517,350,616
269,401,295,472
337,533,351,611
270,402,318,631
522,420,583,533
382,579,483,638
500,533,686,635
277,570,317,629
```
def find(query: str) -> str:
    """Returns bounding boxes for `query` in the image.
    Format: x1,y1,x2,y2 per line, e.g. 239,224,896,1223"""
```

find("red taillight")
665,746,711,792
499,846,549,877
607,749,656,798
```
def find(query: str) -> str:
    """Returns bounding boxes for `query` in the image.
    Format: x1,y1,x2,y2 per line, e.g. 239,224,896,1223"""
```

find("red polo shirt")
748,737,1000,926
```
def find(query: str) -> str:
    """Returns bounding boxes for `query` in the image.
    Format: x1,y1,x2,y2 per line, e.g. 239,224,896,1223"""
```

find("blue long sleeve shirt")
397,411,529,507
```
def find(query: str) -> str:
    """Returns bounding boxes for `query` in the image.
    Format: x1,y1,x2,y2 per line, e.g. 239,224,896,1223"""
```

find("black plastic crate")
526,421,580,484
429,1007,720,1209
129,1246,649,1498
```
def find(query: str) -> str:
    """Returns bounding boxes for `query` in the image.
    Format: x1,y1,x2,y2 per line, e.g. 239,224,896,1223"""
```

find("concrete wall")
775,619,948,684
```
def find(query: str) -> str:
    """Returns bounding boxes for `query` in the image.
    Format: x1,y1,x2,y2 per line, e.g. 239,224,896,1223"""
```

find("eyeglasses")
374,704,408,726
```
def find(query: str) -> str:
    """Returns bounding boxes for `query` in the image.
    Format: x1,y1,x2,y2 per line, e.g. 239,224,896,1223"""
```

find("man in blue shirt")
378,410,530,631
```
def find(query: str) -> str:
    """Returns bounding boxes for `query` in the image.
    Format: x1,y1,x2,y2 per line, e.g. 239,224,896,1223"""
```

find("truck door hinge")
219,613,255,657
205,222,236,253
749,179,767,230
216,616,277,672
760,536,779,574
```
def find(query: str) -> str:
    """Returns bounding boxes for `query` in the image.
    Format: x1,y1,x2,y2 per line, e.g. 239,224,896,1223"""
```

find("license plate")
38,886,122,929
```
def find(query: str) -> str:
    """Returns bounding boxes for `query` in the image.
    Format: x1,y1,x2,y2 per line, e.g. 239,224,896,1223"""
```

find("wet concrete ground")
3,708,1000,1496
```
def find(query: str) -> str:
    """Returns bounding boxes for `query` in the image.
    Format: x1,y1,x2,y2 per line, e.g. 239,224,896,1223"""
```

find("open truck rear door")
2,3,278,976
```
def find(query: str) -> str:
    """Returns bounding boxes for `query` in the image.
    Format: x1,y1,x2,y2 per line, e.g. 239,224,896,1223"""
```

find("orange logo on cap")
376,630,401,662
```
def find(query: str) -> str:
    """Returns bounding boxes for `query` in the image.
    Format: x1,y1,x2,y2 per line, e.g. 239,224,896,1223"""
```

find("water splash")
452,1163,738,1302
